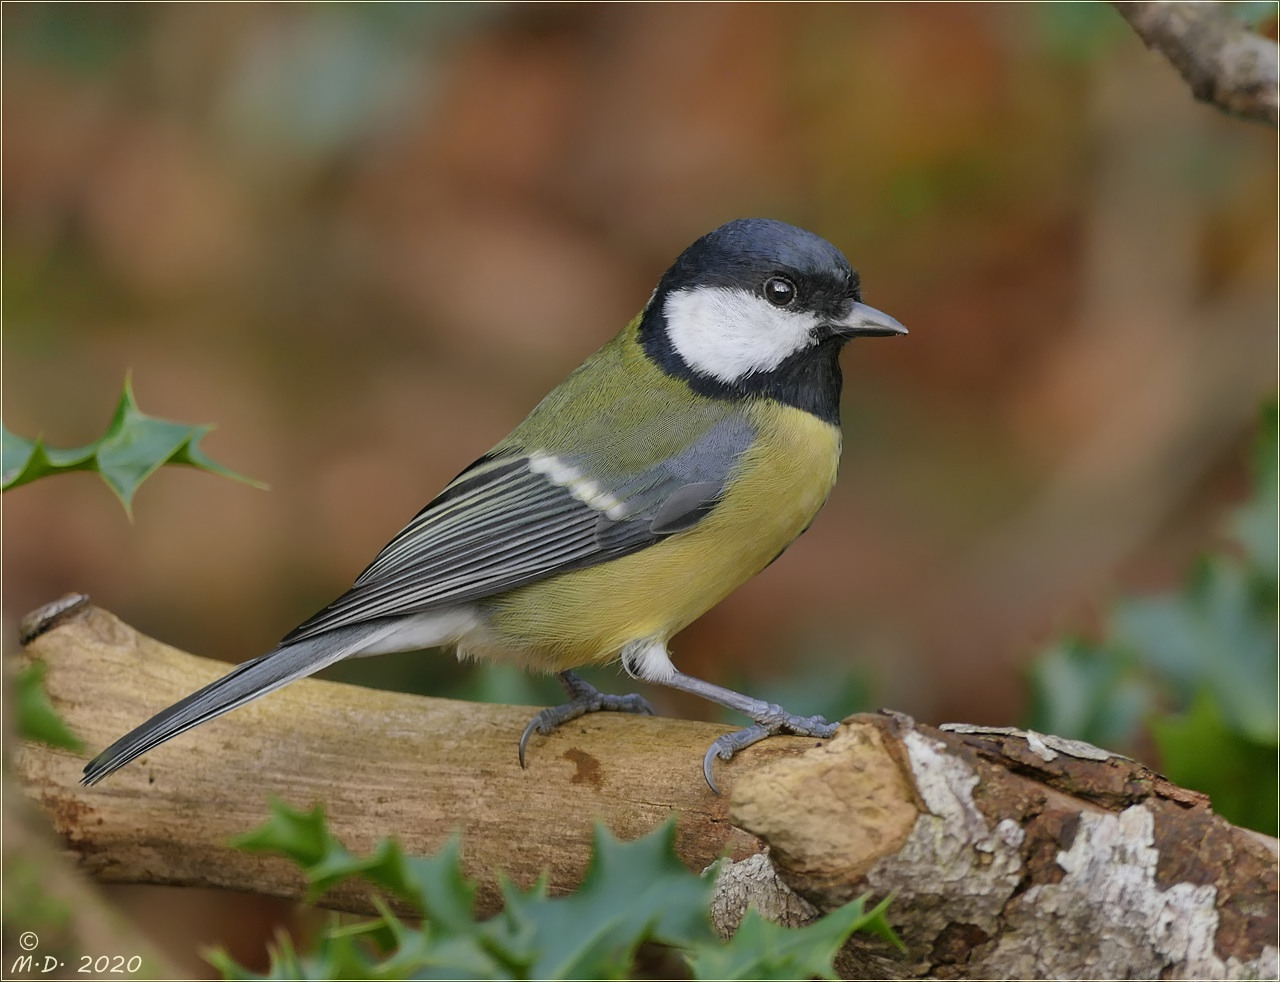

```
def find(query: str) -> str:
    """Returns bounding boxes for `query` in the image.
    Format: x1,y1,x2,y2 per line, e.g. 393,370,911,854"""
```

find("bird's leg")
654,669,838,794
518,670,655,767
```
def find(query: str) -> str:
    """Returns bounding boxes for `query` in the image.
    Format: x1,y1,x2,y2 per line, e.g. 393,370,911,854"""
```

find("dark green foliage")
1027,639,1154,751
688,900,902,981
2,376,265,514
1231,401,1278,583
15,660,85,752
1028,401,1278,833
723,657,875,728
1114,557,1276,745
1149,690,1278,836
215,799,900,980
493,823,716,979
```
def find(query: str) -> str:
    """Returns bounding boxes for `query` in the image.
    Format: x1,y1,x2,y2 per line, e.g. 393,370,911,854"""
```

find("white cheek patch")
663,286,820,384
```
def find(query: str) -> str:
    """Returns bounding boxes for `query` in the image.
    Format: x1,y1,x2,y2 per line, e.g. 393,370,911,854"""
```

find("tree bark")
1112,1,1279,125
16,598,1279,979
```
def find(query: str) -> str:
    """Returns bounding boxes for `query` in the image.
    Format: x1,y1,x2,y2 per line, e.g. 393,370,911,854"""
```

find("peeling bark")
731,715,1278,979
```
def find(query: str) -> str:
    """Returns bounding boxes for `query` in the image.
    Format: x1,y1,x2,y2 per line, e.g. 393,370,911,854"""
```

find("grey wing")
280,416,755,644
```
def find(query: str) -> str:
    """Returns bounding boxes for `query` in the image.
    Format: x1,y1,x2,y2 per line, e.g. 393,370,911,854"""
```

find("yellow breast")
477,403,842,671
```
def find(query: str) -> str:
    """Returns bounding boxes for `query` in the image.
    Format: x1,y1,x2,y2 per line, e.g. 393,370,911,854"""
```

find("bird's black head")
639,218,905,424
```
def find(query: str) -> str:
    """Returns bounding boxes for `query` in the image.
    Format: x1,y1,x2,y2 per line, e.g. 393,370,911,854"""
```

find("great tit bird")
82,218,906,792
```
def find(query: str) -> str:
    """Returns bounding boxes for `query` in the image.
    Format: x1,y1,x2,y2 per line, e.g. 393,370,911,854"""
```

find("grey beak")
831,301,908,338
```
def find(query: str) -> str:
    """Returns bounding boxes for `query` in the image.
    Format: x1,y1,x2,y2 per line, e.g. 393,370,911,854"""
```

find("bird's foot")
702,707,838,794
518,670,655,767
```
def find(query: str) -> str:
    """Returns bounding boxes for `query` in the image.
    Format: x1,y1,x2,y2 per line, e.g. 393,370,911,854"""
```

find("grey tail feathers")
80,623,386,786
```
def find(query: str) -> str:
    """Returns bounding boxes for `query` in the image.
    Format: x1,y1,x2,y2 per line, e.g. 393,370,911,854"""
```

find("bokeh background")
5,3,1276,975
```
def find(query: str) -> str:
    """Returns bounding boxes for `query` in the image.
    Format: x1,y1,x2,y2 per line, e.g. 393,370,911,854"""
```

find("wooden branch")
16,598,1279,979
5,777,181,979
14,599,768,918
728,718,1278,979
1112,1,1279,125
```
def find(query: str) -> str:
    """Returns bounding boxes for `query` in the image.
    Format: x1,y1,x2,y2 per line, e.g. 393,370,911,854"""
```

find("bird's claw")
518,674,655,769
701,710,839,795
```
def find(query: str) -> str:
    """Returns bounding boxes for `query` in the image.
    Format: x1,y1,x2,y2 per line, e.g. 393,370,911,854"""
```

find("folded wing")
281,416,756,645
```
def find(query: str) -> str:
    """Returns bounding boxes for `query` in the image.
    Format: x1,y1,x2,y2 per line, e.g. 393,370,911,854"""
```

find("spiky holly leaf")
217,802,900,980
689,895,903,980
3,375,264,514
16,660,84,752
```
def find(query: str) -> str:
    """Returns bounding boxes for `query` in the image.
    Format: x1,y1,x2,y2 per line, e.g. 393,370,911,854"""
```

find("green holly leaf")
486,821,716,979
231,799,348,872
1116,558,1277,746
361,904,500,979
1111,595,1202,697
1151,689,1278,834
1229,399,1277,583
231,799,474,920
227,800,500,979
688,895,903,980
220,803,900,980
1026,399,1279,835
16,660,85,752
3,375,265,515
387,845,479,936
1025,639,1154,749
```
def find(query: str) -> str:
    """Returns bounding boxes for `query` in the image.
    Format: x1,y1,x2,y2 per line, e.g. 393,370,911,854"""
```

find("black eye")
763,276,796,307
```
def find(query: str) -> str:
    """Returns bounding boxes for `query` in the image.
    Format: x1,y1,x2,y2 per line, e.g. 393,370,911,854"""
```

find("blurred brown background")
4,3,1276,974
